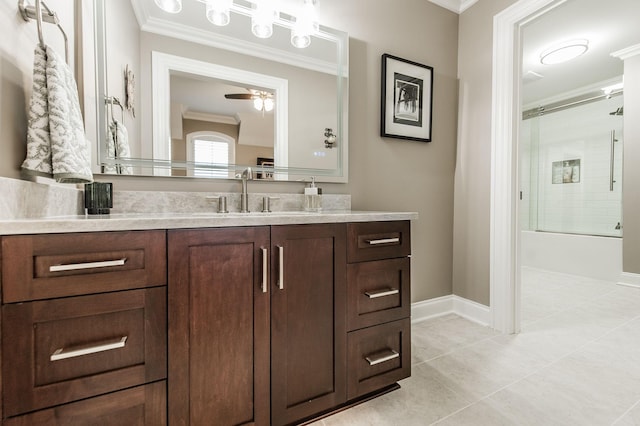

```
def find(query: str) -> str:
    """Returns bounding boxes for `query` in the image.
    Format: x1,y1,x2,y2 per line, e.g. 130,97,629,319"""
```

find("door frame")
490,0,567,333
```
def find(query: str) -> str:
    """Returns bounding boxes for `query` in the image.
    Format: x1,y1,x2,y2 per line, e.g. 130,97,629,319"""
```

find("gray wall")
622,53,640,273
453,0,516,305
0,0,459,304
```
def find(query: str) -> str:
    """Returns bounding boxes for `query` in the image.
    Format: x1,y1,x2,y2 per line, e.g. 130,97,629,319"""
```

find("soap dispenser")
304,177,322,212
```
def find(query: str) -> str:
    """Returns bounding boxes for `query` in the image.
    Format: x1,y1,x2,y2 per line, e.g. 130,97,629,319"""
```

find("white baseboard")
618,272,640,289
411,295,490,327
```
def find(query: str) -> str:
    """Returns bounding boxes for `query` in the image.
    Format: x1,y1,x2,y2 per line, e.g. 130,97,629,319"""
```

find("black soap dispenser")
84,182,113,215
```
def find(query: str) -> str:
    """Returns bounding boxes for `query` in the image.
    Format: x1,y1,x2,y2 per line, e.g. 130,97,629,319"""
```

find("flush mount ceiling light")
154,0,320,48
539,39,589,65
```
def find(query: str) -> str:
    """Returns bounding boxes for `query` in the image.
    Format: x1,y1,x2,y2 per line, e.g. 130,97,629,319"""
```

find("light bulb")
154,0,182,14
254,98,264,111
290,0,318,48
264,98,274,112
205,0,231,26
251,1,277,39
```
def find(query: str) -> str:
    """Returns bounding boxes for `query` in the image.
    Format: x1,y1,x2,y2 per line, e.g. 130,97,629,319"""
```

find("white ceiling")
521,0,640,105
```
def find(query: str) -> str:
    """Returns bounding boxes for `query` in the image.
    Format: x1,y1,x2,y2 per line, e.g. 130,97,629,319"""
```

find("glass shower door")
521,96,623,237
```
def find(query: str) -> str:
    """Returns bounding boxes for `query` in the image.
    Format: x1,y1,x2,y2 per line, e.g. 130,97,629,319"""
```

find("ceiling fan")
224,89,274,112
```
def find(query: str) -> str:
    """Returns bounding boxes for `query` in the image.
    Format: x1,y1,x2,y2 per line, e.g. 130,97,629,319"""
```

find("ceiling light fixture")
155,0,320,48
539,39,589,65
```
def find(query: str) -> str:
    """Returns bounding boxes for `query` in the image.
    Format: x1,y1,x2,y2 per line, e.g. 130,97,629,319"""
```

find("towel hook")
18,0,69,64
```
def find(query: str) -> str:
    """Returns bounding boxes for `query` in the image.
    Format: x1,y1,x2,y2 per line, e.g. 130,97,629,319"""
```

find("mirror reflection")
92,0,348,181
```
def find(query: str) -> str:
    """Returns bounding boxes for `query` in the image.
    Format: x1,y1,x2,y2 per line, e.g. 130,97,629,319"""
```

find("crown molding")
182,110,240,125
428,0,480,14
611,43,640,61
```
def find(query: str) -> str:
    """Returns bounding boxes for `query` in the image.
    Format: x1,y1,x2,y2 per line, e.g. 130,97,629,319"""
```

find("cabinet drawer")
347,319,411,400
347,258,410,331
347,221,410,263
2,287,167,417
3,381,167,426
1,230,166,302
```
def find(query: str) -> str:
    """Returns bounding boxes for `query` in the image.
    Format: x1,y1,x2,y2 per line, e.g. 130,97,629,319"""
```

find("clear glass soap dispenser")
304,177,322,212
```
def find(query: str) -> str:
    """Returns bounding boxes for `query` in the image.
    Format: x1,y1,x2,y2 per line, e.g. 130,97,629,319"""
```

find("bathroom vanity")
0,212,414,425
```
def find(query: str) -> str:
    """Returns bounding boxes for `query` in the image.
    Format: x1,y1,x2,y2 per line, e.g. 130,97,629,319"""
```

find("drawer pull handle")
366,237,400,245
50,336,128,361
261,248,268,293
365,349,400,366
49,258,127,272
365,288,399,299
277,245,284,290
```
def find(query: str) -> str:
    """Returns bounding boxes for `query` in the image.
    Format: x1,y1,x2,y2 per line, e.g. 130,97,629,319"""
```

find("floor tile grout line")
429,310,640,425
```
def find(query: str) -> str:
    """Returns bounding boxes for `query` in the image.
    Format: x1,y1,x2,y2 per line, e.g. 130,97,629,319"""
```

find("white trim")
618,272,640,289
182,111,239,125
428,0,480,14
411,296,490,327
611,44,640,61
151,51,289,175
411,295,453,324
491,0,564,334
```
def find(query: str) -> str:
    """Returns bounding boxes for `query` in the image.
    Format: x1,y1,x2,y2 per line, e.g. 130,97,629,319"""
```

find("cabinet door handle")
365,349,399,366
261,248,268,293
50,336,128,361
364,288,399,299
366,237,400,245
277,245,284,290
49,258,127,272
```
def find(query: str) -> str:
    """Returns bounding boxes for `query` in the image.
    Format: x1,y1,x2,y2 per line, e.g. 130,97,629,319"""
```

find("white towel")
21,46,93,183
112,120,132,175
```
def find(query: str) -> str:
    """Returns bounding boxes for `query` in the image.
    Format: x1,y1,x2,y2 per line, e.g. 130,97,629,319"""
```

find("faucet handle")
206,196,229,214
262,196,280,213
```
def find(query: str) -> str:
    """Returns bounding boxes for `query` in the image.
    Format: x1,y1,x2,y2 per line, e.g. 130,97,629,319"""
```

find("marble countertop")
0,211,418,235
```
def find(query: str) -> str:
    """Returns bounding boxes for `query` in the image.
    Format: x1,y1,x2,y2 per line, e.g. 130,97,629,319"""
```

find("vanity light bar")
156,0,320,48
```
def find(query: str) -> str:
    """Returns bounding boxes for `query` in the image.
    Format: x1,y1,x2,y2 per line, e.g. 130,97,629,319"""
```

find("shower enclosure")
519,92,624,280
521,94,623,237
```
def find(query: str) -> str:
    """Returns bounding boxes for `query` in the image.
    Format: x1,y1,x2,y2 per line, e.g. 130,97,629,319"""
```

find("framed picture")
380,54,433,142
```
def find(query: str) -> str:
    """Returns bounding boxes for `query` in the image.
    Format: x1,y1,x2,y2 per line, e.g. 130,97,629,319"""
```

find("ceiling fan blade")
224,93,254,100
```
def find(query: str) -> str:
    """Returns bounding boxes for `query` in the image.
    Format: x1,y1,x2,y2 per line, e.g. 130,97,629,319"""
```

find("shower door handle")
610,130,617,192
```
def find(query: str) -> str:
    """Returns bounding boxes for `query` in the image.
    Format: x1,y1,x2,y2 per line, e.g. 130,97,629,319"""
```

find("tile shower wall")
521,96,623,237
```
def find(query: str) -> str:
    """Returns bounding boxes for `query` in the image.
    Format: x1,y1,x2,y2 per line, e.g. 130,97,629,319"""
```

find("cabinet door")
168,227,270,426
270,224,347,425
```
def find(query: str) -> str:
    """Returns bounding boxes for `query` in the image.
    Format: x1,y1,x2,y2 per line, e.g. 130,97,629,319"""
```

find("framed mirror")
87,0,349,182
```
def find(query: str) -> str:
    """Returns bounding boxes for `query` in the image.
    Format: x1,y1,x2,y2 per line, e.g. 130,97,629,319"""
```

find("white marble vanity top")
0,210,418,235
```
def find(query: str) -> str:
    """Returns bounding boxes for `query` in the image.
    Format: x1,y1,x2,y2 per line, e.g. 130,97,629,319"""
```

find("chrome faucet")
240,167,253,213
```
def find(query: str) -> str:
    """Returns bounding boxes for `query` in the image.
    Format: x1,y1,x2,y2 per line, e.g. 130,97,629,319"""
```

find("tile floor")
313,266,640,425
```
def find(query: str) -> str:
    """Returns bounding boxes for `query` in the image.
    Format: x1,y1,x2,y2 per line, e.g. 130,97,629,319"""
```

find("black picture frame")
380,54,434,142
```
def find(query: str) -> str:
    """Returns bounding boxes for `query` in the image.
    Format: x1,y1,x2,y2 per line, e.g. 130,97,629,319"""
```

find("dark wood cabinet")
168,224,347,426
167,227,271,426
346,221,412,400
270,224,347,425
0,220,410,425
0,230,167,425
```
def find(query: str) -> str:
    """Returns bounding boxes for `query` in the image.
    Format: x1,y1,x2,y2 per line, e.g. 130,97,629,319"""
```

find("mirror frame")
88,0,349,182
